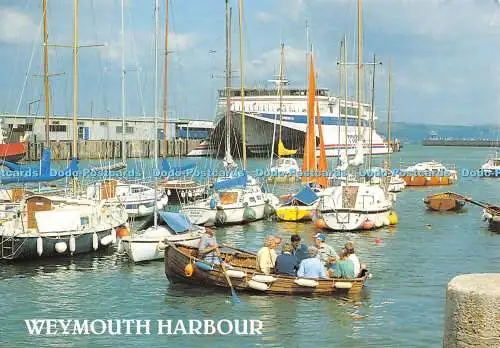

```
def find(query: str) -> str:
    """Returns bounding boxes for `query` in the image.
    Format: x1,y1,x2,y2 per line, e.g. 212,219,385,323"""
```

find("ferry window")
100,121,108,126
249,197,256,203
80,216,89,225
256,195,262,200
126,126,134,134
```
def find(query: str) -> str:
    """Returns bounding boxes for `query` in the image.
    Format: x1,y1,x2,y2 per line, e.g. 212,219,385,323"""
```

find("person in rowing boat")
290,234,308,263
344,241,360,276
297,246,329,279
314,233,338,274
333,249,356,279
256,236,278,275
198,227,221,264
274,243,299,276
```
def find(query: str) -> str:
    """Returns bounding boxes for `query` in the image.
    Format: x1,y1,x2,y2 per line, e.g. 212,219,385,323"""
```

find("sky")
1,0,500,126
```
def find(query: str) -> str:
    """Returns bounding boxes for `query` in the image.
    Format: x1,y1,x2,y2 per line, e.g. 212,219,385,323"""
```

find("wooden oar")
216,247,241,304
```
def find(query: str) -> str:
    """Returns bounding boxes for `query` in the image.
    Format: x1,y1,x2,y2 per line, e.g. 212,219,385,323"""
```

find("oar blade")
230,288,241,304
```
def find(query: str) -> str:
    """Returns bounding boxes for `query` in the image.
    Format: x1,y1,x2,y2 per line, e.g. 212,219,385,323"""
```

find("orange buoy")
116,226,129,238
184,262,194,277
361,219,375,230
315,218,326,229
374,237,381,245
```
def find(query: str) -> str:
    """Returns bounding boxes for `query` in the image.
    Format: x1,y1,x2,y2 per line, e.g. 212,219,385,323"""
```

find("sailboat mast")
153,0,159,227
368,53,376,169
162,0,169,157
337,38,343,159
238,0,246,169
278,43,284,146
43,0,50,148
121,0,126,163
343,34,348,157
72,0,79,161
268,42,284,169
387,59,392,167
356,0,363,139
225,0,232,160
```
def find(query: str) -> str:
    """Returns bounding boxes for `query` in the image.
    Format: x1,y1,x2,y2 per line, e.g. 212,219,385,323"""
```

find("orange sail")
315,100,328,188
301,55,318,183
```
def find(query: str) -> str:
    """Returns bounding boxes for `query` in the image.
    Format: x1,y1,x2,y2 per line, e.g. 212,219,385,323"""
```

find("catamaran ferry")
210,86,391,158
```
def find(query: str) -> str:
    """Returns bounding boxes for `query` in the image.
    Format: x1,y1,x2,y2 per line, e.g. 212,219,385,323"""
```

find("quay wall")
25,140,201,161
422,140,500,147
443,273,500,347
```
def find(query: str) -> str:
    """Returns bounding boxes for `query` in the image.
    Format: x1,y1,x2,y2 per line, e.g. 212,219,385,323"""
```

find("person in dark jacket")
290,234,308,263
274,243,299,276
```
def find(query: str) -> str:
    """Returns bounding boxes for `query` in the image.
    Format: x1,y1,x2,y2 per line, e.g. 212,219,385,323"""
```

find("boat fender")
252,275,278,283
156,201,163,210
69,235,76,253
111,227,117,244
100,234,113,246
36,236,43,256
184,263,194,277
209,198,217,209
188,191,193,198
247,280,269,291
195,261,213,271
167,189,171,196
92,232,99,250
389,211,398,225
243,204,256,221
225,269,246,278
294,278,318,287
334,281,353,289
160,196,169,207
157,241,167,251
54,241,68,254
263,202,275,219
138,205,147,215
374,216,383,228
215,209,227,226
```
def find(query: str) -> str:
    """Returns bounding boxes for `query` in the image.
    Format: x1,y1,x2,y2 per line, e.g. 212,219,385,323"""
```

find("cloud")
255,12,275,23
169,32,199,52
0,8,38,44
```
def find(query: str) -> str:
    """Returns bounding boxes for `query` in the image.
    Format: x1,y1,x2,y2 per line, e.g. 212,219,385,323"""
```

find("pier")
24,140,201,161
422,139,500,147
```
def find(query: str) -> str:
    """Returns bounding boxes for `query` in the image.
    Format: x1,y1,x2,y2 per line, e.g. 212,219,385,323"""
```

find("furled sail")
315,100,328,188
301,54,318,184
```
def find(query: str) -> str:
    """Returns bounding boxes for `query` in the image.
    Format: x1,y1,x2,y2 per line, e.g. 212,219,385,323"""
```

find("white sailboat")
316,0,393,232
481,151,500,177
179,0,278,226
121,0,203,262
0,0,128,260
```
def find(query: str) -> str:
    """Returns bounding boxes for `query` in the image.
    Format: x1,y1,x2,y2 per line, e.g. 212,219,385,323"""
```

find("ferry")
211,85,391,158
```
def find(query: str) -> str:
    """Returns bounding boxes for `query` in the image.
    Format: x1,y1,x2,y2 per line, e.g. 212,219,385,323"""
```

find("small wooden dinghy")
424,192,467,212
164,243,367,295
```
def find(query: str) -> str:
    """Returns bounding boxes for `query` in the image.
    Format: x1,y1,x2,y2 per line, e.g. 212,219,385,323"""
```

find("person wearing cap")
274,243,299,276
297,246,329,279
333,248,355,279
345,241,360,276
290,234,308,263
314,233,338,271
256,236,278,275
198,227,221,264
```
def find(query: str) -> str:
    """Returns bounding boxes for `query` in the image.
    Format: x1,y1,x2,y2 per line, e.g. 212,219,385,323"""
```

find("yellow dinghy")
276,185,319,222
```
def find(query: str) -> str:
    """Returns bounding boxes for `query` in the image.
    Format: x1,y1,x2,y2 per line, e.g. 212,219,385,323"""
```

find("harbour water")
1,144,499,347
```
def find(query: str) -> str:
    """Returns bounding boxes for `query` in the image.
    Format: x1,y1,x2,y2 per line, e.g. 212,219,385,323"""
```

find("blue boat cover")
0,158,78,184
161,159,196,175
159,211,192,233
286,185,318,206
0,147,52,175
213,171,247,191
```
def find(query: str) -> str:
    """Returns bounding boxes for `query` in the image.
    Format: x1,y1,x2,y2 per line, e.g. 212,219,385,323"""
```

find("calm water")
1,145,499,348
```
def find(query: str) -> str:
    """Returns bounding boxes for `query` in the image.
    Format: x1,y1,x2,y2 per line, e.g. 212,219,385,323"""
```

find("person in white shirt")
345,241,361,276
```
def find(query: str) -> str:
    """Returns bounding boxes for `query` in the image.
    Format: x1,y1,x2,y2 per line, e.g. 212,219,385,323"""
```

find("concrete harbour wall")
443,273,500,347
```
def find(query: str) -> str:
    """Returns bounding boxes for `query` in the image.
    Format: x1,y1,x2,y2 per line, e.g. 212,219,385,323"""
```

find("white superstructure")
213,87,390,157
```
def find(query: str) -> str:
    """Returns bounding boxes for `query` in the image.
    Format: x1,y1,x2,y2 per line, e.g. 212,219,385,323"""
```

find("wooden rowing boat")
164,243,367,295
424,192,467,212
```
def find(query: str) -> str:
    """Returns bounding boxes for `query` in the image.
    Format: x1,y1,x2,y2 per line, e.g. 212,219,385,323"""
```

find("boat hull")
0,229,115,261
276,205,315,222
164,244,366,295
402,175,455,186
121,234,201,263
320,209,391,231
424,192,466,212
0,142,27,163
